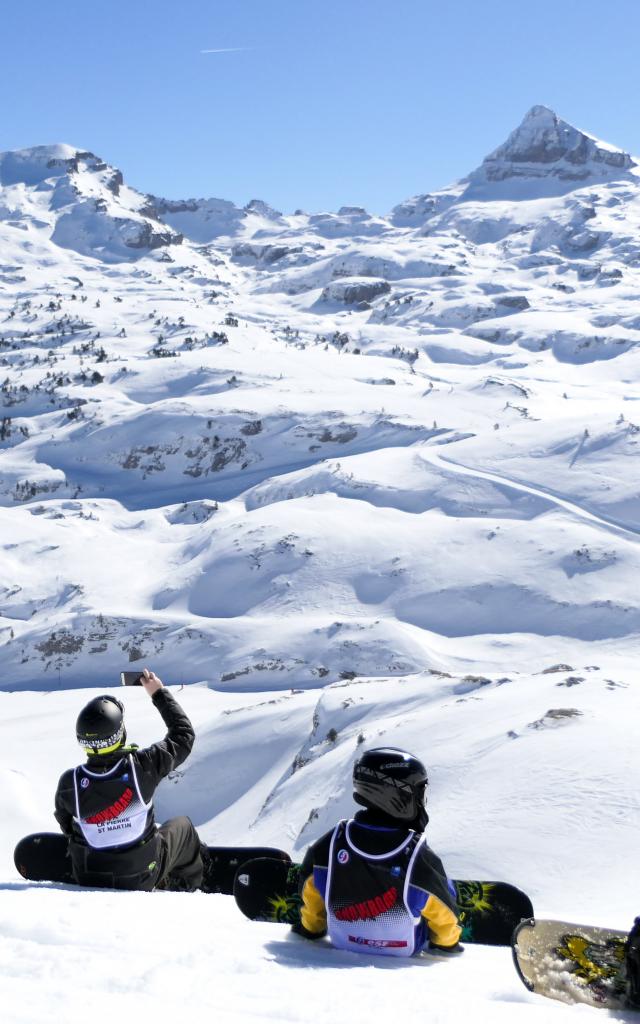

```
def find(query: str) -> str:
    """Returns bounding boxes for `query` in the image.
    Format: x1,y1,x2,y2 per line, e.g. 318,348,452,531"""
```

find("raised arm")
135,669,195,785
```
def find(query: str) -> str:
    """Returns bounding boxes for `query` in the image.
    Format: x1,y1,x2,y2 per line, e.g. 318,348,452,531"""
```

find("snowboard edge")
511,917,537,991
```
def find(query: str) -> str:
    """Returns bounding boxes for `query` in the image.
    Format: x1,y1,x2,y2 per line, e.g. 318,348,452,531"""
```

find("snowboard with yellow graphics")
512,917,634,1012
234,856,533,946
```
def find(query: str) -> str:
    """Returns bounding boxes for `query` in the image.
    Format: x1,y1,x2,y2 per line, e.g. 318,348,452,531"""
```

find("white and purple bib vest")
325,819,427,957
73,755,152,850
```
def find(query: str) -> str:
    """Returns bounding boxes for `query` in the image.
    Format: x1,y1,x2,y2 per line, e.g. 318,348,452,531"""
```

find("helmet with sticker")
76,695,126,755
353,747,428,822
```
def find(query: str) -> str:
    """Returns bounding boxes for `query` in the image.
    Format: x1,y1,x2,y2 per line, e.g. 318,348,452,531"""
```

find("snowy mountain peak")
0,144,109,187
243,198,284,221
391,106,639,227
474,104,637,188
0,142,182,261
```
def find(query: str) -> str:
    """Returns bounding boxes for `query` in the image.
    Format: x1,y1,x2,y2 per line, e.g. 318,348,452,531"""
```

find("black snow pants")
157,815,204,892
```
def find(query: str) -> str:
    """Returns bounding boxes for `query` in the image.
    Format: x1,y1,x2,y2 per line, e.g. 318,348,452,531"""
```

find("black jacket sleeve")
413,843,459,915
134,689,195,797
54,769,75,837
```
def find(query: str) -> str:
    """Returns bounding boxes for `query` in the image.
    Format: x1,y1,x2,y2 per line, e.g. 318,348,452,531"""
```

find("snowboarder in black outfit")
54,668,212,892
294,747,462,957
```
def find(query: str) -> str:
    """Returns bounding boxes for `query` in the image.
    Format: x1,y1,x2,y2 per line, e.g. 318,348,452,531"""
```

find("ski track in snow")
426,449,640,540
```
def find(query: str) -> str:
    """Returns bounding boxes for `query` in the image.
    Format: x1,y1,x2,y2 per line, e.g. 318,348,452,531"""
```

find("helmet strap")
412,806,430,831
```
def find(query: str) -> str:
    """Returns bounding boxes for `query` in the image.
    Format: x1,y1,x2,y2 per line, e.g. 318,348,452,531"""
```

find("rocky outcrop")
472,105,637,185
0,145,108,186
231,242,304,265
123,219,183,250
320,278,391,307
244,198,284,221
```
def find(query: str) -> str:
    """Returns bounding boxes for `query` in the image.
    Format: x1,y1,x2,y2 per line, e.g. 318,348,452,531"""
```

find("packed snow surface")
1,105,639,1022
5,885,638,1024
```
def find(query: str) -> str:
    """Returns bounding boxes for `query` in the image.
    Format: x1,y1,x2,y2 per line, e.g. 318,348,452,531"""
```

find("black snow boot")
199,844,218,894
625,917,640,1009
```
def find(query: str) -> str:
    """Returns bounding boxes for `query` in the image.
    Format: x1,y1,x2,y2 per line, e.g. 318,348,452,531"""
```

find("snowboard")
233,856,534,947
512,917,634,1012
14,832,290,895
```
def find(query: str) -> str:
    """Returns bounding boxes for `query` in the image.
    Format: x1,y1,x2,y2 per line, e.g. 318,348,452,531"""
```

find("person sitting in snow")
54,668,214,892
293,746,462,957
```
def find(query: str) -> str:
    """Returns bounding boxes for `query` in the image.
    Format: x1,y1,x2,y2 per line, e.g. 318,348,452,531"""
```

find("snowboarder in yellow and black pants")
294,747,462,958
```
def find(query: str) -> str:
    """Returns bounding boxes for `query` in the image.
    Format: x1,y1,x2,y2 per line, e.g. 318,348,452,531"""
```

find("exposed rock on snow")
52,204,182,258
389,182,464,228
527,706,583,728
148,195,248,241
319,277,391,307
231,242,306,266
478,105,636,183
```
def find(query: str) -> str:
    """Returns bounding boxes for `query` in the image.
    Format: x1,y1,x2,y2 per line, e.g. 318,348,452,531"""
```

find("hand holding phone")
140,667,163,696
120,668,163,694
121,671,143,686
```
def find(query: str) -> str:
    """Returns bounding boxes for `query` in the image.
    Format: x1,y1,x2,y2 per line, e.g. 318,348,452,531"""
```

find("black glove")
428,941,464,956
291,921,327,941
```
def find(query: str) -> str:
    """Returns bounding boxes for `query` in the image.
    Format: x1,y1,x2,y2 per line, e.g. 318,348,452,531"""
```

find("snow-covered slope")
3,886,615,1024
1,674,638,1023
1,106,639,1023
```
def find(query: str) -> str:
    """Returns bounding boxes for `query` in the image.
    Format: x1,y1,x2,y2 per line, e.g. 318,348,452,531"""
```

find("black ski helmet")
353,747,428,821
76,695,126,755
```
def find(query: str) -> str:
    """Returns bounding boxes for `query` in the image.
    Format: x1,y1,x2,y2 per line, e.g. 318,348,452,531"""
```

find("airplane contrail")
201,47,252,54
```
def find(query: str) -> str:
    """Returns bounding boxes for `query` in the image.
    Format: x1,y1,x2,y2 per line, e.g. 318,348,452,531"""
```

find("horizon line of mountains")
1,104,638,235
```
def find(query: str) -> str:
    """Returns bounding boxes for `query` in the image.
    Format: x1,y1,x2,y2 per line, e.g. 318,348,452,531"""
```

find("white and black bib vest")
73,755,152,850
326,819,427,957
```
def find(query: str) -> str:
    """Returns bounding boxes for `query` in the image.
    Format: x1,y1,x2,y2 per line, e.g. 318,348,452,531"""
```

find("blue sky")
3,0,640,212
